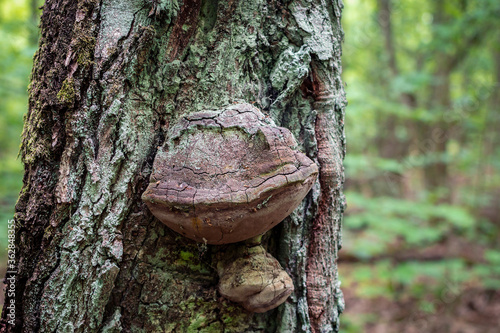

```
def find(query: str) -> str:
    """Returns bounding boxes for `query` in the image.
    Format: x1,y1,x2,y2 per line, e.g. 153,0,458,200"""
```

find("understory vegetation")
0,0,37,239
341,0,500,331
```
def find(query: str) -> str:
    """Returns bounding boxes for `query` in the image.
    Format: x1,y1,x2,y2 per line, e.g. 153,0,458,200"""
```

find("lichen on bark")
2,0,347,332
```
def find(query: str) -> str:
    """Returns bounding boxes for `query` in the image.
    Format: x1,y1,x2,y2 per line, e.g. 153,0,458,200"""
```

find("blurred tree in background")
0,0,499,331
341,0,500,331
0,0,40,253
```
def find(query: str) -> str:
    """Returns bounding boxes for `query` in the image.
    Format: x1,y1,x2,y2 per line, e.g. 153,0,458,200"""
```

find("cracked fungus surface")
142,103,318,244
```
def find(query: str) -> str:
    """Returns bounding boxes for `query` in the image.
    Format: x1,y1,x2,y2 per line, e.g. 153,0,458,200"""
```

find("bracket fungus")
142,103,318,312
142,103,318,244
216,239,295,313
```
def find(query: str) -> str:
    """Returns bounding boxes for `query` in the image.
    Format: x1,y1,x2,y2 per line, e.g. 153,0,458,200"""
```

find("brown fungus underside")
142,103,318,245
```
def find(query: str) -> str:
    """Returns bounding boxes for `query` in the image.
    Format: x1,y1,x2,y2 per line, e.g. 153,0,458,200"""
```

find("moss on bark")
1,0,346,332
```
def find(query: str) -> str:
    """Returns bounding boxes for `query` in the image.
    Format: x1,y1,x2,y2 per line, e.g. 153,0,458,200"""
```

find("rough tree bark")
1,0,346,332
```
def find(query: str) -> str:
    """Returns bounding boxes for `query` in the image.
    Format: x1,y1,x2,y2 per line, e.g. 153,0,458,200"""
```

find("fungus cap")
142,103,318,244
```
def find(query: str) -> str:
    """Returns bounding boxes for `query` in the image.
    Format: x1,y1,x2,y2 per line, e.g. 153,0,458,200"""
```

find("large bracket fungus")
142,103,318,311
142,103,318,244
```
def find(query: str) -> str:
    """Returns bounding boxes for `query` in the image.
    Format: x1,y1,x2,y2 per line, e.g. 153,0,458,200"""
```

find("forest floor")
342,284,500,332
340,249,500,333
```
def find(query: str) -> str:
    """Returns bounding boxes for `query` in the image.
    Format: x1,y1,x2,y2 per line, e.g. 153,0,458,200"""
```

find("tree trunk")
374,0,416,198
1,0,346,332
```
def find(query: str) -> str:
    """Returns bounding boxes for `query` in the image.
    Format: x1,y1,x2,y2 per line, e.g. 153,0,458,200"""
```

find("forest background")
0,0,499,331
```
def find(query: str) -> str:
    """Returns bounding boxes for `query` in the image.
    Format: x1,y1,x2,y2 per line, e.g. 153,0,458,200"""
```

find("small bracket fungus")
142,103,318,245
216,239,294,313
142,103,318,312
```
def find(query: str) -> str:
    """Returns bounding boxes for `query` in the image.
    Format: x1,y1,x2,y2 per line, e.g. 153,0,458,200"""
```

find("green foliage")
339,313,376,333
0,0,39,253
343,259,472,302
473,249,500,289
340,0,500,329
